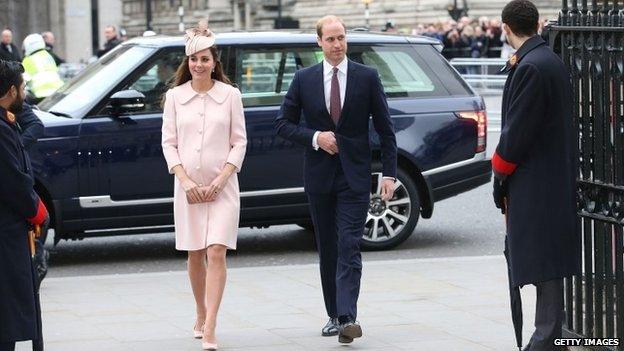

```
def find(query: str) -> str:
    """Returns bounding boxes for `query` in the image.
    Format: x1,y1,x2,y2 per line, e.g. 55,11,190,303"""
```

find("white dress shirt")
313,57,348,150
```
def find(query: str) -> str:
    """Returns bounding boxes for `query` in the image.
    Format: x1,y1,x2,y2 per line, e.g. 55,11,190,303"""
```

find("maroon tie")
330,67,341,125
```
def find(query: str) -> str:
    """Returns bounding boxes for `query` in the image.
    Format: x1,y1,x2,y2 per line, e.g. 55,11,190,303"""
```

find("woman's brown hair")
171,46,231,88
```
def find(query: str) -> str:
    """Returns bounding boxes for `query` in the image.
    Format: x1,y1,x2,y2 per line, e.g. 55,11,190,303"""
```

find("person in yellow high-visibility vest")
21,34,63,103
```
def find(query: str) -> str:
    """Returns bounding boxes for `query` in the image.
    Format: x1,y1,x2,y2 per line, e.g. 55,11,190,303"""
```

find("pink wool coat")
162,80,247,251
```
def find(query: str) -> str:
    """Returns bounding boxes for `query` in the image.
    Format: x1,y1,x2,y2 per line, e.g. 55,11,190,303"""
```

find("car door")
231,45,323,194
78,49,185,229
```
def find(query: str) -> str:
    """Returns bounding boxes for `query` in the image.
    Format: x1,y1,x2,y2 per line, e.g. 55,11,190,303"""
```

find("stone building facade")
1,0,562,63
121,0,562,36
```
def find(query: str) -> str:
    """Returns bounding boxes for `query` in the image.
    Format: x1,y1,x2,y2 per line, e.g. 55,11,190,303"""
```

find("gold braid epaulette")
6,111,16,124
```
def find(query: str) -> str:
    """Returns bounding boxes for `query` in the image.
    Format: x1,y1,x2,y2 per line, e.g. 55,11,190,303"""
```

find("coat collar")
175,80,231,105
500,35,545,74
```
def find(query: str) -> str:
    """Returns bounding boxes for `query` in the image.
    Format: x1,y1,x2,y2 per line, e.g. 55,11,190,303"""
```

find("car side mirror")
108,89,146,116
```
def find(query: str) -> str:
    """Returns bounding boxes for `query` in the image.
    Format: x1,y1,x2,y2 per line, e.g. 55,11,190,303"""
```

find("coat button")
196,148,200,152
198,129,203,134
195,166,200,170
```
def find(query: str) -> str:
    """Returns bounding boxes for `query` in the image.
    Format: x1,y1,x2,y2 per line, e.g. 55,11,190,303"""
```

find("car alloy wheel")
365,173,411,242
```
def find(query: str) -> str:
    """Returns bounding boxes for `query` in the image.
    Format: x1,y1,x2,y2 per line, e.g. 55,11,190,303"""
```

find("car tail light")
458,110,487,153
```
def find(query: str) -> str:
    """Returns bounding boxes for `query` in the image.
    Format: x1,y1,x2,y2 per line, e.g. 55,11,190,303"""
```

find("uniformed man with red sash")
492,0,581,351
492,2,581,350
0,59,48,351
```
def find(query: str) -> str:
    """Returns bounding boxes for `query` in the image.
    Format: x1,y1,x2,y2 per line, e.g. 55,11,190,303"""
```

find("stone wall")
121,0,562,36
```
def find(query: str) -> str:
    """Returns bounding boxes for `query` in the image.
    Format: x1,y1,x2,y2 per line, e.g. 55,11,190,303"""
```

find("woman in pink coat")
161,21,247,351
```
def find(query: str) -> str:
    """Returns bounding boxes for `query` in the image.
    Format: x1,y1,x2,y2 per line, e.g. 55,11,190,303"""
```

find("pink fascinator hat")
184,19,216,56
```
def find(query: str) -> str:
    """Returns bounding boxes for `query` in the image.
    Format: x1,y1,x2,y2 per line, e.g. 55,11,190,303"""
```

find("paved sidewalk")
16,255,568,351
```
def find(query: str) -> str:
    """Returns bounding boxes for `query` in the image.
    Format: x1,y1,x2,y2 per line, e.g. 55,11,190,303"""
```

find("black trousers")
0,342,15,351
526,278,564,351
307,168,369,321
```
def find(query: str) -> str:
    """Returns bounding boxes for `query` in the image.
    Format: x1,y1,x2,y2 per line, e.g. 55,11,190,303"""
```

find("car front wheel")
361,166,420,251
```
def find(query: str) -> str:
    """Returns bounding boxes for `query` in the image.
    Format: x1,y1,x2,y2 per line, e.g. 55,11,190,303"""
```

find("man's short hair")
502,0,539,37
0,59,24,97
105,25,117,32
316,15,347,38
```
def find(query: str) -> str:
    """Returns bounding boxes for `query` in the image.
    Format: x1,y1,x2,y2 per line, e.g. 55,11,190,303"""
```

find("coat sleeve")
225,88,247,172
0,125,40,220
16,103,44,150
370,69,397,178
274,70,316,148
161,89,182,174
492,63,545,178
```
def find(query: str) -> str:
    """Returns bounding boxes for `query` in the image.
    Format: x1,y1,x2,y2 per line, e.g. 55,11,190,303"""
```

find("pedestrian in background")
0,28,21,62
161,20,247,351
0,59,48,351
41,31,64,66
492,1,580,350
96,25,121,58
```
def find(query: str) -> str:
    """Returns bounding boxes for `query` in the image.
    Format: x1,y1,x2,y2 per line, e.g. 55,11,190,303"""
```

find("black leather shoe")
338,320,362,344
321,318,339,336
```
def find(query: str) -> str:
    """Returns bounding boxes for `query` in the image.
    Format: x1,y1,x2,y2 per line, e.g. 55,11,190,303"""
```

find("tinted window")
235,47,323,107
234,44,469,107
122,50,186,113
413,44,473,96
39,45,156,117
348,44,457,98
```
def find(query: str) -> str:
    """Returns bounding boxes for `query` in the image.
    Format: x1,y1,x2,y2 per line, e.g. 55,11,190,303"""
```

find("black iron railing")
549,2,624,350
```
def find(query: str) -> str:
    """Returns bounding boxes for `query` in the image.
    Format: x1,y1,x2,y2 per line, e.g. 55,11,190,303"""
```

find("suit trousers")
307,166,369,321
527,278,564,351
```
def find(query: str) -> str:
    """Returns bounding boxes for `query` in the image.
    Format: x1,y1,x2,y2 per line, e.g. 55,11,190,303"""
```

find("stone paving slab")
14,255,584,351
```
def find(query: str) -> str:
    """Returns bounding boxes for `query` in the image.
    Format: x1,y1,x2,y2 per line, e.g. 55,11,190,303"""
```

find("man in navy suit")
275,15,397,344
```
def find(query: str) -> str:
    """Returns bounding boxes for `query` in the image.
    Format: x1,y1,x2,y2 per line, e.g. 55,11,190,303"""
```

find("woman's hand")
203,173,229,202
181,178,203,204
202,163,238,202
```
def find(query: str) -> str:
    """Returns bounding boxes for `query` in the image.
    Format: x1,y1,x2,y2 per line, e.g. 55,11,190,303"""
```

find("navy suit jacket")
275,60,397,194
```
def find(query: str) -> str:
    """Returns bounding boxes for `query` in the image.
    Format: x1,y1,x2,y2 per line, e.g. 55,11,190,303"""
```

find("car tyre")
361,165,420,251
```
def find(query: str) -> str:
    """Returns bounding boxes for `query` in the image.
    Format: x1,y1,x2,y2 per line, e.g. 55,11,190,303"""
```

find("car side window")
125,50,185,113
235,47,323,107
348,45,448,98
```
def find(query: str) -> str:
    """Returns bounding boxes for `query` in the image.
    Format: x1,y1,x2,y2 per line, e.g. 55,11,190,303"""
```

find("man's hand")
380,178,395,201
317,131,339,155
493,178,507,214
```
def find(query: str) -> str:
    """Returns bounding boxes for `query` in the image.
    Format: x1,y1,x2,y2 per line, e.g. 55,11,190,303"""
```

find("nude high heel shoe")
193,322,204,339
201,341,218,350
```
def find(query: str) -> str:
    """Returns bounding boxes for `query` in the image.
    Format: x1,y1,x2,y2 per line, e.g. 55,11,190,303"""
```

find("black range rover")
33,31,491,250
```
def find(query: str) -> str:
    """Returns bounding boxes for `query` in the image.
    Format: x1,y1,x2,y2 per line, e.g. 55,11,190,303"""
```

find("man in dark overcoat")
15,102,48,288
0,29,21,63
0,59,49,351
492,1,581,350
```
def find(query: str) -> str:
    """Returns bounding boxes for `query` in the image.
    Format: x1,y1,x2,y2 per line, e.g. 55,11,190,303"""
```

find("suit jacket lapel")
337,60,357,130
312,63,330,120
